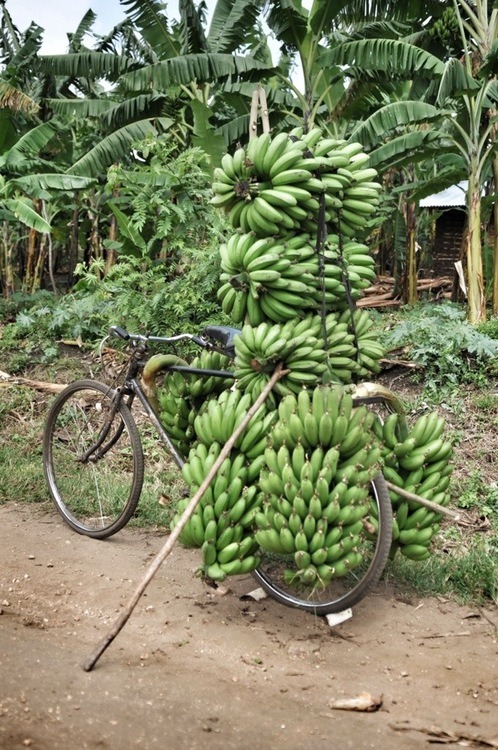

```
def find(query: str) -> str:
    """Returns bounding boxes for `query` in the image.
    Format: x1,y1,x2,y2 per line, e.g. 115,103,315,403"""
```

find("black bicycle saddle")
201,325,241,358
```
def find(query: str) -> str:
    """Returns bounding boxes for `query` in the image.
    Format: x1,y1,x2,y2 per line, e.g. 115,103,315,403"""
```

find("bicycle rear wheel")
43,380,144,538
251,473,392,615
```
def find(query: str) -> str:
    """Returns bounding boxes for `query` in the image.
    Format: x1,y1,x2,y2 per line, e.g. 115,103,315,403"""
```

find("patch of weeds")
381,302,498,397
0,428,48,504
456,471,498,520
385,538,498,605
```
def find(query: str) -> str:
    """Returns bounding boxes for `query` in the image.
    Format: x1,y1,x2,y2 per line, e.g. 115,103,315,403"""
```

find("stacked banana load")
371,411,454,560
213,127,386,384
255,385,383,586
162,128,456,589
169,390,278,581
158,349,233,458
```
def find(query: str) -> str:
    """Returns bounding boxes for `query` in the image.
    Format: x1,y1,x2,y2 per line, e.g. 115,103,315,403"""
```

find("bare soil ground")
1,501,497,750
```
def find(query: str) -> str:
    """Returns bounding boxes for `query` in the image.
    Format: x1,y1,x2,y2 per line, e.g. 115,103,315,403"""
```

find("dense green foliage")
382,302,498,390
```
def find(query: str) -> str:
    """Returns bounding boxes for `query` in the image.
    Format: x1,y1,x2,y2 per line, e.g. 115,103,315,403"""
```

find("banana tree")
0,122,94,295
35,0,276,178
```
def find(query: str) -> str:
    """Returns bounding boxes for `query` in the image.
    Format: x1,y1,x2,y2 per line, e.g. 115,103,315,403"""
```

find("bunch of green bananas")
217,229,378,326
233,318,328,402
158,371,195,457
218,232,317,324
171,441,263,581
334,308,386,380
211,127,381,240
373,411,453,560
254,385,383,587
193,388,277,478
157,350,233,457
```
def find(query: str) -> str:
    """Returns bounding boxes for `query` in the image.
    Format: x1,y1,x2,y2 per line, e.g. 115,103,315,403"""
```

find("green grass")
385,538,498,606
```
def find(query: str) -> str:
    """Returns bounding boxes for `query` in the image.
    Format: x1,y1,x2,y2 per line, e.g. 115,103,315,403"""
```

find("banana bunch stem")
352,382,409,440
141,354,188,412
83,363,288,673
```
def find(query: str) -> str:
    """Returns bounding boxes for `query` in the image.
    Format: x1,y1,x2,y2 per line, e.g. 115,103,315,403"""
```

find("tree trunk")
104,213,117,276
68,200,80,288
466,167,486,323
493,155,498,316
1,222,15,298
403,199,418,305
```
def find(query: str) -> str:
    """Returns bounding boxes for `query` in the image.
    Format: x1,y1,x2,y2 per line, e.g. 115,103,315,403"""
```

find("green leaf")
4,198,51,233
321,39,444,77
351,102,444,147
107,201,147,251
38,52,132,79
265,0,308,49
208,0,262,53
368,131,442,169
0,122,58,170
120,0,179,60
189,99,226,167
121,53,275,91
10,174,96,194
67,120,171,177
436,58,480,106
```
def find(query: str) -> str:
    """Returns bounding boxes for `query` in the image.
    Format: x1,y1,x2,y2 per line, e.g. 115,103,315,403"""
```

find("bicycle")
43,324,393,615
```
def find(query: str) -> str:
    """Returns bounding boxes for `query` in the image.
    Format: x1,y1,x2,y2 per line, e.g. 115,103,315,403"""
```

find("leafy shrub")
382,302,498,390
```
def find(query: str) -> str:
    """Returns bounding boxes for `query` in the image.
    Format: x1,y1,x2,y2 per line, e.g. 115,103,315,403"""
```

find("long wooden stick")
385,481,461,521
83,365,288,672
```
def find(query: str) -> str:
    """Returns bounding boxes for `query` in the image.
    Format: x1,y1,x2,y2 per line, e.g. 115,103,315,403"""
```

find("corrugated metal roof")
419,180,468,208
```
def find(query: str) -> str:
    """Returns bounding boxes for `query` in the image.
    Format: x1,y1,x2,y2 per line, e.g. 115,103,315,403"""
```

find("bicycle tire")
43,379,144,539
251,473,393,616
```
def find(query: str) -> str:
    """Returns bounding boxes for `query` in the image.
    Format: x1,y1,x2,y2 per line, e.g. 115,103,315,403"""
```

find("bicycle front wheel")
251,473,393,616
43,380,144,538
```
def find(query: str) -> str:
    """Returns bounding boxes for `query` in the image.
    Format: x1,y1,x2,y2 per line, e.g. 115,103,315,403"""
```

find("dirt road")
0,502,497,750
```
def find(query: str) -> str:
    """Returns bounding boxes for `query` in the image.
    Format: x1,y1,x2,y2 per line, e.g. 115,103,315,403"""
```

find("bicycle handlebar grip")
109,325,130,340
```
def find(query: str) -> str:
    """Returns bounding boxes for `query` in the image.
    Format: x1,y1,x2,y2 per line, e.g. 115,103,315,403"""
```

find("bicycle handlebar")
108,325,208,348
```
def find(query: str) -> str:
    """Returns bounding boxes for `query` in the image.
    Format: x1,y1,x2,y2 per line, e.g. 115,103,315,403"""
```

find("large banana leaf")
4,197,52,233
208,0,263,54
120,0,179,60
0,122,58,169
436,57,480,106
10,174,96,196
179,0,208,55
38,52,132,80
8,22,43,69
321,39,444,77
265,0,308,50
120,53,275,91
350,101,444,147
66,120,171,176
68,10,97,50
46,98,116,118
368,131,444,169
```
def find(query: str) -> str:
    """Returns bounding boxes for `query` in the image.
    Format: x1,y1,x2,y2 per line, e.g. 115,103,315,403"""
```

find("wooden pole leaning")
83,364,288,673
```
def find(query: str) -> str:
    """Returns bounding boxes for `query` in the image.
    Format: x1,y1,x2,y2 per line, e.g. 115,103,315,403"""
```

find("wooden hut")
419,181,467,277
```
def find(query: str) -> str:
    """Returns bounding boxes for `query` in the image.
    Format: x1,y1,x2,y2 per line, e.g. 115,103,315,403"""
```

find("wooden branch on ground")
0,371,66,393
83,364,289,673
